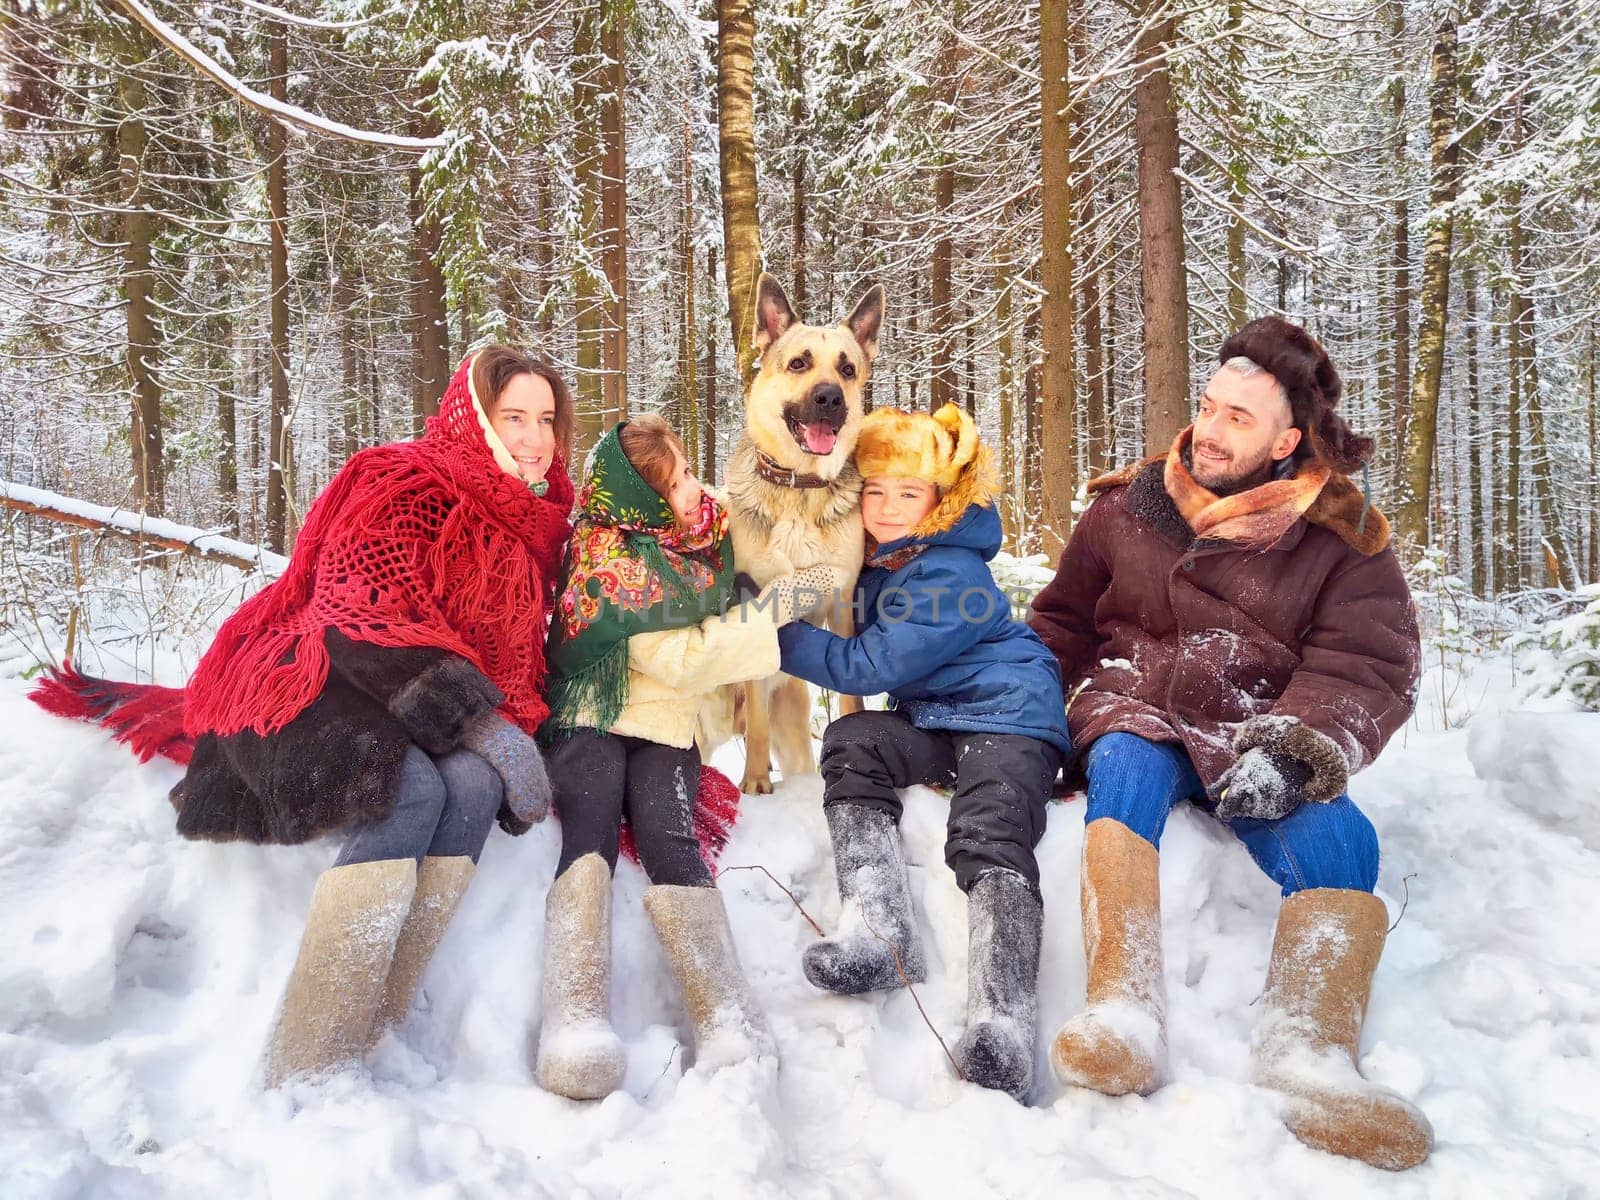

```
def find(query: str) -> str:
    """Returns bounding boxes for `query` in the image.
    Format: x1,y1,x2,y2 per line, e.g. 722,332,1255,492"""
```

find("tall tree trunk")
1224,0,1248,330
1463,263,1486,595
717,0,763,389
704,244,720,482
1395,18,1458,555
1503,290,1522,591
929,162,957,411
1508,125,1575,589
678,110,699,469
1590,317,1598,584
264,22,292,553
1134,0,1190,454
409,100,449,429
572,3,606,449
1040,0,1077,555
600,0,628,424
1386,0,1412,468
212,259,238,534
1071,0,1106,476
117,60,163,517
996,255,1019,547
788,0,808,313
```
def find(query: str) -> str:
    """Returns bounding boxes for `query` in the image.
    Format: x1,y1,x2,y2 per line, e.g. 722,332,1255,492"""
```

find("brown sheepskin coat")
1028,430,1420,791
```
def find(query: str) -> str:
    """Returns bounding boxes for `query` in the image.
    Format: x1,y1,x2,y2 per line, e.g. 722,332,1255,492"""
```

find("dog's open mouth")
787,416,840,457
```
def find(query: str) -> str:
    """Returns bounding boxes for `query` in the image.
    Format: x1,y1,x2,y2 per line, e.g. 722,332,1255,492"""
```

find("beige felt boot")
370,855,475,1040
1253,888,1433,1170
644,883,776,1071
1050,818,1167,1096
536,853,627,1099
262,857,417,1087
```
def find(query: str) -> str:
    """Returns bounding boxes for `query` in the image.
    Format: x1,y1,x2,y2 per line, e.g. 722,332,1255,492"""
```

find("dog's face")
745,274,885,477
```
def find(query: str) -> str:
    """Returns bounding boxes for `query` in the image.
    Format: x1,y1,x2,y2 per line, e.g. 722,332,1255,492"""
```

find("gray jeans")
335,745,503,866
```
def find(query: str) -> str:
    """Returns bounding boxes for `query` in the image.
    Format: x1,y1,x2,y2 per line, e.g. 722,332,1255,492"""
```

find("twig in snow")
859,912,964,1082
720,864,825,936
1388,874,1418,933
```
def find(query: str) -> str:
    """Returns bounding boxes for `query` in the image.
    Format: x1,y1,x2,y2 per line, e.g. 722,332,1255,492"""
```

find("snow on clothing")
548,729,709,888
820,710,1061,890
777,501,1072,756
542,424,779,752
1084,732,1378,895
1027,426,1419,793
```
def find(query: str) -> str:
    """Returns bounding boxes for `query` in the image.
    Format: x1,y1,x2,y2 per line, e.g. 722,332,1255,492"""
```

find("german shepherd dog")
713,273,885,794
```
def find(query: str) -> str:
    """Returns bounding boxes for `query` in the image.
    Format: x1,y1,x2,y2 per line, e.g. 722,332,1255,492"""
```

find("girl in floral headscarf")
536,414,834,1099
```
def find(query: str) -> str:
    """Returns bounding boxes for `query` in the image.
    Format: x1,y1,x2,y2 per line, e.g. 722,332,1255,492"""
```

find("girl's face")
861,475,938,542
663,448,705,528
489,372,557,483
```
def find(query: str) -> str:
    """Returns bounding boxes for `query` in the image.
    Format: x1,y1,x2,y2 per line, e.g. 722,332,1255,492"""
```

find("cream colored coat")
564,600,783,750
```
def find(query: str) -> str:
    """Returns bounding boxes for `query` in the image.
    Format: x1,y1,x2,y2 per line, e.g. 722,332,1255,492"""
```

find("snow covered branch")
1,480,288,576
108,0,445,151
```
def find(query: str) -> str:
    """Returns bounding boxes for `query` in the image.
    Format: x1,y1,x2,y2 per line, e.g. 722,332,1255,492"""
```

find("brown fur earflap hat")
1219,316,1373,474
856,402,1001,535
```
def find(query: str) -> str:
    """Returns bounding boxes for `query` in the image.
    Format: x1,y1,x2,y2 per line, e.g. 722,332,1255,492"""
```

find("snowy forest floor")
3,599,1598,1198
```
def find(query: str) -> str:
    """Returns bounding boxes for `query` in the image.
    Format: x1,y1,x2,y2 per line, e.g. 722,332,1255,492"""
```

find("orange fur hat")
856,402,1001,535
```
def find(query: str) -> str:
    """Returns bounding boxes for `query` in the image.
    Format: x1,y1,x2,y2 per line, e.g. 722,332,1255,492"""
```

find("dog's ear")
843,283,885,363
753,274,798,357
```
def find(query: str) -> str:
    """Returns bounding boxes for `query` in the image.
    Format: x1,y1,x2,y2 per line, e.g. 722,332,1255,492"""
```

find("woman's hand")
458,712,553,827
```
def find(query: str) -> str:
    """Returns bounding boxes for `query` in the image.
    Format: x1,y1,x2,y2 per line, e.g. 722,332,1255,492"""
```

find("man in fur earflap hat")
1029,316,1431,1170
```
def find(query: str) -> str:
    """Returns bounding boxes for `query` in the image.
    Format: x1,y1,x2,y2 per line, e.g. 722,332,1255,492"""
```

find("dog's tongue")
801,423,838,456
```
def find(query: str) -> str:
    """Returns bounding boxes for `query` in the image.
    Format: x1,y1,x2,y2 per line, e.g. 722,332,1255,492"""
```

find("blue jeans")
1083,732,1378,896
335,746,502,867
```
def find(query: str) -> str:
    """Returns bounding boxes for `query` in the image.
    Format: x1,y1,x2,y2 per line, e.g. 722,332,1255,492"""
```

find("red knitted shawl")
182,356,574,739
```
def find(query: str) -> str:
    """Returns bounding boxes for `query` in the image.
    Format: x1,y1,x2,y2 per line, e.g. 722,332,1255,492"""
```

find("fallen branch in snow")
108,0,445,150
1388,873,1418,933
1,480,289,576
721,864,825,936
860,912,964,1082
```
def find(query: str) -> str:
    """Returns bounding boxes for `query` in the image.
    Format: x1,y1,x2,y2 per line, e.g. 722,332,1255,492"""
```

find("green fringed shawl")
542,423,735,737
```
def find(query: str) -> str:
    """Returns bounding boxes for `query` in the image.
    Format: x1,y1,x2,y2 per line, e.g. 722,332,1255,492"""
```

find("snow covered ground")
3,632,1598,1198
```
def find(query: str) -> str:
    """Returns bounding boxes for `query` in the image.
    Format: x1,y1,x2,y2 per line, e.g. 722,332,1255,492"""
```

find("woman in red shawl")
42,346,575,1085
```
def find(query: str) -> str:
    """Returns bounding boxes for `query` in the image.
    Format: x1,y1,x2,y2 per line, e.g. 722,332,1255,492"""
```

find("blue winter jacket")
777,503,1072,754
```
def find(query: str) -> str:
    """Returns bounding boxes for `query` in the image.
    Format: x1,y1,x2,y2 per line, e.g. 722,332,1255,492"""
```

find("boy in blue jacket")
778,402,1071,1101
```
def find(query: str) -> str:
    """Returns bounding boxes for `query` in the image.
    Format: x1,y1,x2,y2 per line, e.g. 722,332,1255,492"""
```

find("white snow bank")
3,649,1599,1197
1466,711,1600,847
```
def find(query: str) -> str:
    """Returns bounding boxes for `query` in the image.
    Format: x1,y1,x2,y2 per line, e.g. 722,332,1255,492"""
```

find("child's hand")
759,565,845,625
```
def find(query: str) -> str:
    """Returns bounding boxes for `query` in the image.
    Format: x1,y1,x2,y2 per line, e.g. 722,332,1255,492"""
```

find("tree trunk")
572,2,606,450
1463,264,1486,595
1590,317,1598,584
1386,1,1412,468
678,110,699,467
1503,289,1522,591
704,244,720,482
264,22,292,553
1039,0,1077,555
789,0,808,313
1225,0,1247,330
117,62,163,517
996,256,1019,547
1508,128,1575,590
1395,18,1458,555
600,0,628,424
717,0,763,390
1134,1,1190,454
213,259,238,534
930,165,956,410
409,95,449,429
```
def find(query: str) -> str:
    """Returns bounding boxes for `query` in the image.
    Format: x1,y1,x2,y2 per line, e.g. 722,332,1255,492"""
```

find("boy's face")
861,475,938,543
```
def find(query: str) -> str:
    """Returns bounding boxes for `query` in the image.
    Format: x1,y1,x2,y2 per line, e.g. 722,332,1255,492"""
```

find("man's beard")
1189,440,1279,495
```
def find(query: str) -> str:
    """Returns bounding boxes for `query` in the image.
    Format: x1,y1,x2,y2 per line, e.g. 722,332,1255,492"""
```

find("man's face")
1190,366,1302,490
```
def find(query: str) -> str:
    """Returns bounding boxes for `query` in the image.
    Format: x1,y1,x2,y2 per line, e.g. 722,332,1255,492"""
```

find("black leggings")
548,728,710,887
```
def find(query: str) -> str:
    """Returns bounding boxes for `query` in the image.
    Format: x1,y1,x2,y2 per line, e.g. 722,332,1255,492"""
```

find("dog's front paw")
741,770,775,796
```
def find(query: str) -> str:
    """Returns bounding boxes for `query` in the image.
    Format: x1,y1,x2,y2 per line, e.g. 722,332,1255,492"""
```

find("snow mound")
4,651,1600,1196
1466,711,1600,847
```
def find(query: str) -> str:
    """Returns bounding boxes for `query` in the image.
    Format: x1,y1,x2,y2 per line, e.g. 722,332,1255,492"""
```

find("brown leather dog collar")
754,450,830,489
